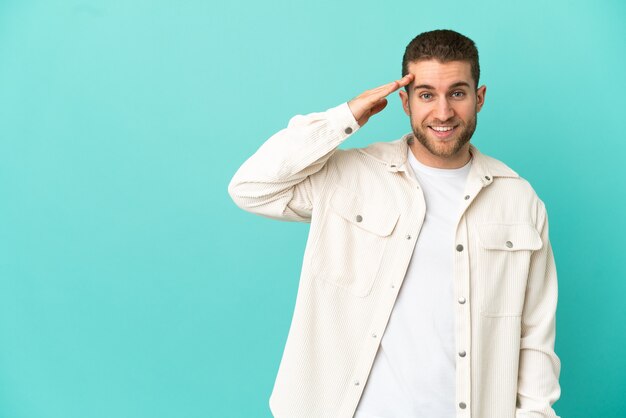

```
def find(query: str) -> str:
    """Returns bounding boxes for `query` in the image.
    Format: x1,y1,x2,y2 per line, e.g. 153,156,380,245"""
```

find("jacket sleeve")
516,199,562,417
227,102,360,222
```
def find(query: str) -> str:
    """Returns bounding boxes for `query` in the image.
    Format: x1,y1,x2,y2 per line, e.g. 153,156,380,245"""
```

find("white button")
459,350,466,357
458,297,466,304
354,380,360,386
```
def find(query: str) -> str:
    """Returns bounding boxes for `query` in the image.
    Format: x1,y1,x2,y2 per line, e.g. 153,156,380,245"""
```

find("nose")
433,97,455,122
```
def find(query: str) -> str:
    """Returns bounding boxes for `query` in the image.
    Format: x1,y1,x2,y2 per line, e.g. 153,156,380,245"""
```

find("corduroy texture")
228,102,561,418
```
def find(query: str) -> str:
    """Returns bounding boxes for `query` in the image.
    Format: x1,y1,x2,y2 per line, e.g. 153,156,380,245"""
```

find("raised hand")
347,74,414,127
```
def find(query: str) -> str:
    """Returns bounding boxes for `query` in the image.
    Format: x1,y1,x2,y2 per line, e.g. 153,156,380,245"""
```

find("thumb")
369,98,388,116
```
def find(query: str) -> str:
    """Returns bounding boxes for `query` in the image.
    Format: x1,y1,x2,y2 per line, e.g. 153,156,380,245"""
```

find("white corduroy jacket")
228,102,561,418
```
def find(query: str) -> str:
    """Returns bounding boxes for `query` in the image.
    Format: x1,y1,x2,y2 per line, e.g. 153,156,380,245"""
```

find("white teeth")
431,126,454,132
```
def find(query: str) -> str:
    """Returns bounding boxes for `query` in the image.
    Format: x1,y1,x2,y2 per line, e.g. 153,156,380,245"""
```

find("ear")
398,89,411,116
476,85,487,113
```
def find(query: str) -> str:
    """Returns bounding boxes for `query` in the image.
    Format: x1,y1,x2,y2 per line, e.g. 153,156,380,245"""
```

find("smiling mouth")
428,125,458,139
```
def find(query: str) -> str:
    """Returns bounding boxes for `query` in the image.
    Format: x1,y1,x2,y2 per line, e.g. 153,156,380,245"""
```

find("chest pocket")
476,223,542,316
310,185,399,297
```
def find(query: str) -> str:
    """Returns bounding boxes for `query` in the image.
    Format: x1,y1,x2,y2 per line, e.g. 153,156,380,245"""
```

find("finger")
369,80,400,94
374,74,413,92
397,73,414,88
369,74,414,100
386,74,414,92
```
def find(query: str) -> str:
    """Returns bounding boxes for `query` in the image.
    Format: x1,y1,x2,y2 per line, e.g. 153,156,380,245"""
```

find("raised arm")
227,74,414,222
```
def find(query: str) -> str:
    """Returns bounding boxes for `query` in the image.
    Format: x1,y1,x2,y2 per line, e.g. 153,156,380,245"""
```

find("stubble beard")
410,112,478,158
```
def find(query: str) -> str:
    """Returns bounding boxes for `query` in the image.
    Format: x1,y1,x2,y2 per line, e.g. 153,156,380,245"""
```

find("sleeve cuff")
325,102,361,138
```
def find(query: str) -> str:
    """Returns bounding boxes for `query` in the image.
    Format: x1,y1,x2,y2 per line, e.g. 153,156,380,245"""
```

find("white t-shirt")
354,148,472,418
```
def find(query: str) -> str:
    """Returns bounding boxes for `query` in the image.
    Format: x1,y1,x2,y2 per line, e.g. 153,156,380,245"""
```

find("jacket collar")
357,133,519,184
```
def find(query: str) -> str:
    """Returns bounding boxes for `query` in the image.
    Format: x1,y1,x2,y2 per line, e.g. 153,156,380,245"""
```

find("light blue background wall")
1,0,624,417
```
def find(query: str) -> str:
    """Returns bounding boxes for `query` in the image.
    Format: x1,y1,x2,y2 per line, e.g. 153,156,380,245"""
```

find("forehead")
407,59,473,89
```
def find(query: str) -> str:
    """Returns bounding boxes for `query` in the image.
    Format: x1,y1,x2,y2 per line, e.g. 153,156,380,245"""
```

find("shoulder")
473,145,539,194
475,147,549,225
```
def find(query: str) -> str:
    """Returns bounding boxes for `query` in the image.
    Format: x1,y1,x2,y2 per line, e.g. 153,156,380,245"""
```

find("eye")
451,91,465,98
419,93,433,100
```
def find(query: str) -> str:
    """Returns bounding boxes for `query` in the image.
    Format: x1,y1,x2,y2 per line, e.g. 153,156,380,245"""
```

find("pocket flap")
477,223,542,251
329,185,399,237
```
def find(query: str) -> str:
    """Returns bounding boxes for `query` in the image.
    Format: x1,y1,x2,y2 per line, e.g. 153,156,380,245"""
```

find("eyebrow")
413,81,472,91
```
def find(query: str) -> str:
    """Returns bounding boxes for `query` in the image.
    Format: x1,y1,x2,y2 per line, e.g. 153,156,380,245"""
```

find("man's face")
399,59,486,165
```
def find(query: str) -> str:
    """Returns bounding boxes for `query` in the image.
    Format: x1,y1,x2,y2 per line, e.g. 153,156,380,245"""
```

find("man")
228,29,561,418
